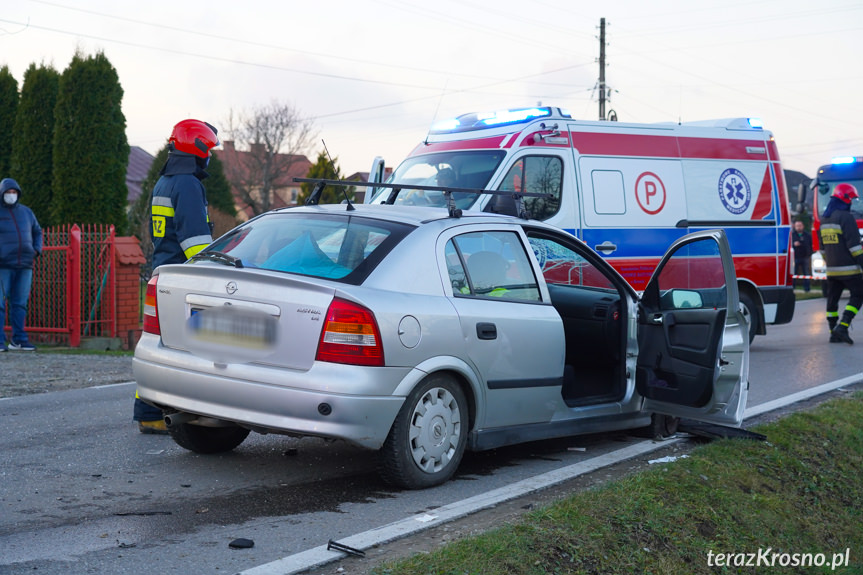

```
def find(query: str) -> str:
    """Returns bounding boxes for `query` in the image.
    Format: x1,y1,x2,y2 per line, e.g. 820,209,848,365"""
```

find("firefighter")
134,119,220,433
819,182,863,344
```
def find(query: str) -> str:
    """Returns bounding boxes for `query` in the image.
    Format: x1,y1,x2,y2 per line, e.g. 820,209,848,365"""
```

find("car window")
446,231,540,301
201,213,412,284
655,238,727,310
527,235,616,291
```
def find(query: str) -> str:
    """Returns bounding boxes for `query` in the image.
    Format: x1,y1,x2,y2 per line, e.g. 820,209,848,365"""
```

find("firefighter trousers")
825,274,863,329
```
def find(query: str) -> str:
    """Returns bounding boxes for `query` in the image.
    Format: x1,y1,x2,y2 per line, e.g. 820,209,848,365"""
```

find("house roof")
215,141,312,219
126,146,156,203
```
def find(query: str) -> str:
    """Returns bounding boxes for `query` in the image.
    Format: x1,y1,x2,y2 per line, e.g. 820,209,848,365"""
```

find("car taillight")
316,298,384,367
142,276,160,335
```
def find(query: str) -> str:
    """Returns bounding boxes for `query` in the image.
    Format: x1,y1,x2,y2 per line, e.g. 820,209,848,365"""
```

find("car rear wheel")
169,422,250,454
379,374,468,489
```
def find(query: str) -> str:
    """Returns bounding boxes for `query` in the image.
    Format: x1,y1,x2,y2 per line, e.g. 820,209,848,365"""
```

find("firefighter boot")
830,323,854,345
828,317,838,333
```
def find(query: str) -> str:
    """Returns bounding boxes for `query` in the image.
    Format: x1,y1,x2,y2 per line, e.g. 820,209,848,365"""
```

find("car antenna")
423,81,448,146
322,140,355,211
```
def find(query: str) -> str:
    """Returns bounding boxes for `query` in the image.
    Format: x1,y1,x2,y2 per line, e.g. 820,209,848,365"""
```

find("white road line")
743,372,862,419
239,372,863,575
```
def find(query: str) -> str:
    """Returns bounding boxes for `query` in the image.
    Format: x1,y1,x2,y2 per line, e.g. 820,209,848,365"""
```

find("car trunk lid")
154,264,335,370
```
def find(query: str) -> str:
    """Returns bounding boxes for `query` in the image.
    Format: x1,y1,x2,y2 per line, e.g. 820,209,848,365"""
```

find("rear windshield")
200,213,414,284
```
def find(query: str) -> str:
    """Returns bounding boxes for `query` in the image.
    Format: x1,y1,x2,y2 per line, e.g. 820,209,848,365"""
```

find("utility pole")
598,17,606,121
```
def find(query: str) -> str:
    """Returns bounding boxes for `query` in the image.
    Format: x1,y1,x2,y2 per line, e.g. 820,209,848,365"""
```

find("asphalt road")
0,297,860,574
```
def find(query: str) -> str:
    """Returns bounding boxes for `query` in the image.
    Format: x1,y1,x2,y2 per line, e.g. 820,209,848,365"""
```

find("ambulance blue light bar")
430,106,570,134
480,107,550,126
747,118,763,129
832,156,860,165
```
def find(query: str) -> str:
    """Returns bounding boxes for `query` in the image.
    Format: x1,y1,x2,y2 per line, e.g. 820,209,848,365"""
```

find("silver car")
134,203,748,489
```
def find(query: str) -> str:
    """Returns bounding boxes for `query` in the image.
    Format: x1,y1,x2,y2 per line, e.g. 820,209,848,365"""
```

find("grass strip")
374,392,863,575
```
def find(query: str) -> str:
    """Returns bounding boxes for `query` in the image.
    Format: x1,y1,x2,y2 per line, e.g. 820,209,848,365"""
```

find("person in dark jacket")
134,119,220,433
819,183,863,344
791,220,813,292
0,178,43,352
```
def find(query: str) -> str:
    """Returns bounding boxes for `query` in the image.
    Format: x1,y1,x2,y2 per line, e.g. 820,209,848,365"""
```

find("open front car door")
636,229,749,426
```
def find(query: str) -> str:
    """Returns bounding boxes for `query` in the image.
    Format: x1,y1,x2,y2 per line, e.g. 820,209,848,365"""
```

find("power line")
28,0,587,88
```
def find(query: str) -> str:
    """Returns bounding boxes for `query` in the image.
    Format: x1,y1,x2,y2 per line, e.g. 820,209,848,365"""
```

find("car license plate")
187,306,277,350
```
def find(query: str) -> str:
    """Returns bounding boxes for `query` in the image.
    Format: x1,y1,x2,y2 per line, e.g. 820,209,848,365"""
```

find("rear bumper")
759,286,795,325
133,337,409,450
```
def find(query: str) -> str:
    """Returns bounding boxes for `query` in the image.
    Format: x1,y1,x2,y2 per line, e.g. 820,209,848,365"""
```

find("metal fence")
3,223,116,347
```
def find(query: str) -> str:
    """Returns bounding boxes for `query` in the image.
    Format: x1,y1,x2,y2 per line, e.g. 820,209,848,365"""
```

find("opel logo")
225,281,238,295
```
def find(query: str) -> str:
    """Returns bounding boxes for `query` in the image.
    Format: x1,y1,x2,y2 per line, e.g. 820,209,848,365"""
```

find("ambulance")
367,105,795,342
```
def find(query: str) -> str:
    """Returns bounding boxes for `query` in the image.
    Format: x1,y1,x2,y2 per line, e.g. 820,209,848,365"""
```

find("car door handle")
651,313,663,325
476,322,497,340
594,241,617,255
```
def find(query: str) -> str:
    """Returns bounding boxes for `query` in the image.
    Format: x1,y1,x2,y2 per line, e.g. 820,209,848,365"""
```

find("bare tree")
223,101,316,216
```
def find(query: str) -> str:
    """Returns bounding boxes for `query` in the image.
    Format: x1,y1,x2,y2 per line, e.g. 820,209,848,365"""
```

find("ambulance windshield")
370,151,506,209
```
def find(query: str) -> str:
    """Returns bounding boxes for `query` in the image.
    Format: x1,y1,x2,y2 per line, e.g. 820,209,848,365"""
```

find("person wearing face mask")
0,178,43,352
133,119,220,434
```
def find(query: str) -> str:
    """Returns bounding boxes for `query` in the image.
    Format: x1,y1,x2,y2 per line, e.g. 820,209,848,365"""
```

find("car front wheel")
379,374,468,489
169,422,251,454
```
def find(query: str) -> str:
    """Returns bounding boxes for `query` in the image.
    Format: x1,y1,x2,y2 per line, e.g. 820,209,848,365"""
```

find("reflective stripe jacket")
151,153,213,269
820,209,863,278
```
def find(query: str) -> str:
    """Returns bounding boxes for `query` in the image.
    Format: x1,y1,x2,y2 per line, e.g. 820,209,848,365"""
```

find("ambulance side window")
590,170,626,214
497,156,563,221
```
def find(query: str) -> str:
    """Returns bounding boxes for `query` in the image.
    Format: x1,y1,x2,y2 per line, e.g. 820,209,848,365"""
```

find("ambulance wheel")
739,291,759,344
169,422,250,454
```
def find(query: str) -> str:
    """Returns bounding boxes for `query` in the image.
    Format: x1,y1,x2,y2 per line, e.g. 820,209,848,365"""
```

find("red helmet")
832,182,859,204
169,119,220,158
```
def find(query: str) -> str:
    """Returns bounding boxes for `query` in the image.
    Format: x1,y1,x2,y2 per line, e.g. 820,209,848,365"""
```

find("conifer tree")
297,151,355,205
11,63,60,226
52,51,129,231
0,66,19,177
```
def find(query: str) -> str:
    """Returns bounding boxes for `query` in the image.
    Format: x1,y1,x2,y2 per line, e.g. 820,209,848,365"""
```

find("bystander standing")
792,220,813,292
0,178,42,352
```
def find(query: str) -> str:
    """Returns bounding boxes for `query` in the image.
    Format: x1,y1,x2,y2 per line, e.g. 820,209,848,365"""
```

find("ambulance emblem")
718,168,751,215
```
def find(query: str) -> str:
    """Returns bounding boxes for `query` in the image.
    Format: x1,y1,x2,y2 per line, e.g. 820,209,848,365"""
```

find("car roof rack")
293,177,551,219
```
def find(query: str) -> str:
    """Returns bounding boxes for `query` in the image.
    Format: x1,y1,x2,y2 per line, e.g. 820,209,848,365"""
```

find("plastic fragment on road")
648,454,689,464
327,539,365,557
229,538,255,549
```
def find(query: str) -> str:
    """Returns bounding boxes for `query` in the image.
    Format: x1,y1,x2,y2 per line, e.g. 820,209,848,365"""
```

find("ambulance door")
636,229,749,426
485,150,581,238
571,129,688,290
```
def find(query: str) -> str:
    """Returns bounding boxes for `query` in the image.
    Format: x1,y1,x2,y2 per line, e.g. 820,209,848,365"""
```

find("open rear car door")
636,229,749,426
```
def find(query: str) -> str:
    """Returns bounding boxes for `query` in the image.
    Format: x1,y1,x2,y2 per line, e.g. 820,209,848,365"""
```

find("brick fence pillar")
114,236,146,350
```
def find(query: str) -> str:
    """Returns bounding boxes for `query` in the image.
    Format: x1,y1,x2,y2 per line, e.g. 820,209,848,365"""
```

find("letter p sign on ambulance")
635,171,666,215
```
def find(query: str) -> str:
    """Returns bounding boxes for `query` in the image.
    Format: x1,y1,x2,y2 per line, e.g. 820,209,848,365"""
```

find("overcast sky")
2,0,861,178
